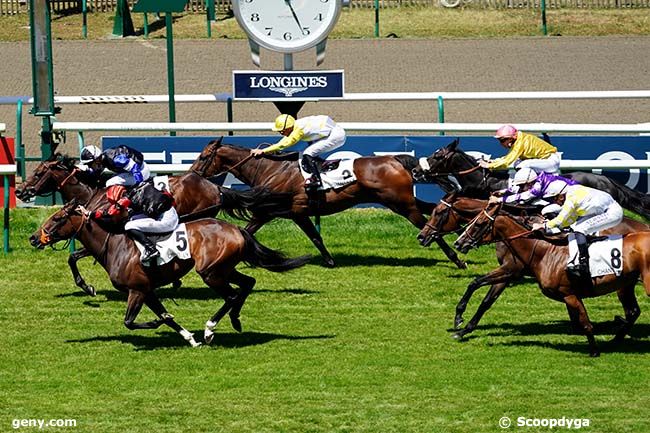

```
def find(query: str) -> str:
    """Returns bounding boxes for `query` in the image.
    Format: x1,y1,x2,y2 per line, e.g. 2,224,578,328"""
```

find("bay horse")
453,200,650,356
16,155,292,296
189,138,467,269
417,192,650,339
30,195,310,347
414,139,650,220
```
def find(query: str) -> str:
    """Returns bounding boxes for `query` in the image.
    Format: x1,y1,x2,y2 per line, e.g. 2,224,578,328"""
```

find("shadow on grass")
59,286,319,303
451,320,650,354
326,253,462,268
66,331,334,351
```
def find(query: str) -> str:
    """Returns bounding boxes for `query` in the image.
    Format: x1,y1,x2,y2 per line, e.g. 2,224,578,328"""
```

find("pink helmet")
494,125,518,139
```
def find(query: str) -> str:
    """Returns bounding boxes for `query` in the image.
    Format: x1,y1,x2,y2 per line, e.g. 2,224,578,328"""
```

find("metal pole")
143,13,149,38
4,175,9,254
437,96,445,136
165,12,177,136
82,0,87,39
541,0,548,36
226,97,233,136
374,0,379,38
15,100,23,178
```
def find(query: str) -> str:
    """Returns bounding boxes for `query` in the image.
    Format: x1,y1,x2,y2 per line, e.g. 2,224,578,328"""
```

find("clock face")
234,0,342,53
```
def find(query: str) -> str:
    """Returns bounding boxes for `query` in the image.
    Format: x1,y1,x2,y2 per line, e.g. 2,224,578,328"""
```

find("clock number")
314,13,323,22
250,13,260,22
265,27,273,36
283,32,293,41
302,27,310,36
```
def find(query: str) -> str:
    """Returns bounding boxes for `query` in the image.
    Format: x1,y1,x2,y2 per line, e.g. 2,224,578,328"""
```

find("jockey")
250,114,347,191
492,168,578,206
478,125,561,174
78,145,151,187
89,184,178,264
531,184,624,278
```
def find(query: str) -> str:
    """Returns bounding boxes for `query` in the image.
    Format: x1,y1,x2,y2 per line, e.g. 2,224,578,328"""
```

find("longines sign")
233,70,344,100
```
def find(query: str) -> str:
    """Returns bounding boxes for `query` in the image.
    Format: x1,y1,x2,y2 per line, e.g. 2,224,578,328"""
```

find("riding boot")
575,232,590,278
126,229,160,264
302,155,323,192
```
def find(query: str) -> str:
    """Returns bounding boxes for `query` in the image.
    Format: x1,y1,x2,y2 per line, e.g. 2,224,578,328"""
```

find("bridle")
39,204,88,250
192,143,257,180
29,161,93,199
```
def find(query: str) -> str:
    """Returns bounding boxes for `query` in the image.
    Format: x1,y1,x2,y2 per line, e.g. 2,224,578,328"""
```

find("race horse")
16,155,293,296
417,192,650,340
30,194,310,347
453,200,650,356
189,138,467,269
414,138,650,219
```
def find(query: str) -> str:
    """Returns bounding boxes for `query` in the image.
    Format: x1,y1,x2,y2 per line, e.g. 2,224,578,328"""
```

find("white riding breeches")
515,152,561,174
572,201,623,235
105,163,151,187
124,207,179,233
303,125,346,157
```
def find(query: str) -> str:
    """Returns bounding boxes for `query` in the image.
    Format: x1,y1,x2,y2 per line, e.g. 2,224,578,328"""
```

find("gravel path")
0,36,649,159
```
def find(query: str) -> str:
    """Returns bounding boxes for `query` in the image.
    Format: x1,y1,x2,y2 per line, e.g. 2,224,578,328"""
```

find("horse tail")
219,186,293,221
239,228,311,272
608,179,650,220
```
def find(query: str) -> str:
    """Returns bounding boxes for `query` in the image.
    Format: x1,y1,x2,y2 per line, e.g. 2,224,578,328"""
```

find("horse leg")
199,273,240,344
434,236,467,270
68,248,96,296
143,293,201,347
563,294,599,357
227,271,256,333
245,215,272,235
454,266,515,329
292,215,335,268
123,290,166,330
453,282,509,340
612,284,641,343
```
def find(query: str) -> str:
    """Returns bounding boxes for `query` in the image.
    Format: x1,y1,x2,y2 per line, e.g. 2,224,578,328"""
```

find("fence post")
374,0,379,38
15,100,23,178
226,97,233,136
3,174,9,254
437,96,445,136
143,13,149,38
541,0,548,36
82,0,87,39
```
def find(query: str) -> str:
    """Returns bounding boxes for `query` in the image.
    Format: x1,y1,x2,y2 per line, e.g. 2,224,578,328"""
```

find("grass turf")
1,207,649,432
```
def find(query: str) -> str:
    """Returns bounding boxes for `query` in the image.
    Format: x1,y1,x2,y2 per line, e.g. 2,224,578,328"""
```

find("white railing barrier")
0,163,16,254
0,123,5,134
52,121,650,134
3,90,650,106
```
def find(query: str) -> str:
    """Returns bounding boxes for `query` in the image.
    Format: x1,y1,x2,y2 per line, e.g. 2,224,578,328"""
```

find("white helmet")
543,179,570,198
80,145,102,164
512,167,538,186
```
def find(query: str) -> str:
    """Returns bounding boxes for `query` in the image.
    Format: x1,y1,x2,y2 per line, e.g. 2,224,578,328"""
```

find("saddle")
263,151,300,162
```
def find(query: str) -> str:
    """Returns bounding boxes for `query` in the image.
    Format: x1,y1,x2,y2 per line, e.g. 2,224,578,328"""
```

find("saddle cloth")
134,223,192,266
152,175,171,192
567,233,623,278
300,158,358,190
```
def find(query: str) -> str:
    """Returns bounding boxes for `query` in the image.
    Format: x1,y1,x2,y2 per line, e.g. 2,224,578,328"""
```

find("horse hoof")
456,261,468,270
589,351,600,358
323,258,336,268
172,280,182,290
454,318,464,329
82,285,96,297
451,332,465,340
204,329,214,345
230,317,242,333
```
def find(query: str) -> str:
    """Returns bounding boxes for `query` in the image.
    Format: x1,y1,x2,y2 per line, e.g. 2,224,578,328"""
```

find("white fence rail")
52,121,650,134
0,123,5,134
3,90,650,106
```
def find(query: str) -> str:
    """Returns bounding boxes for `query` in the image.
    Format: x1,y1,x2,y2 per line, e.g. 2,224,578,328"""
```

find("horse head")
30,199,85,249
190,137,225,176
16,154,96,202
417,193,461,247
454,201,502,254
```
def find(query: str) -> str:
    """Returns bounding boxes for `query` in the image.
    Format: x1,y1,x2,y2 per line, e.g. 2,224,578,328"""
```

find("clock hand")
284,0,304,34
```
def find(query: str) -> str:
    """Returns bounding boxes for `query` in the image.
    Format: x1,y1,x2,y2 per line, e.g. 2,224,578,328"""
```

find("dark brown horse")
453,200,650,356
189,138,466,269
418,193,650,339
30,195,310,346
414,139,650,220
16,155,292,295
